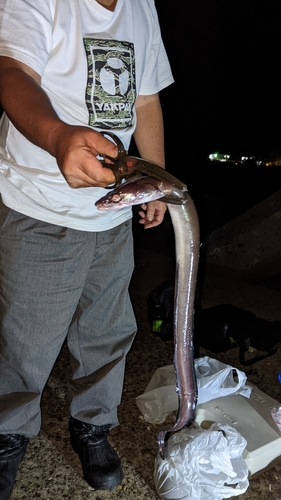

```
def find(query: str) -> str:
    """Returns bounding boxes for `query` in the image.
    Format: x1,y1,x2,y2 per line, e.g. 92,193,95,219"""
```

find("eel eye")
111,194,121,203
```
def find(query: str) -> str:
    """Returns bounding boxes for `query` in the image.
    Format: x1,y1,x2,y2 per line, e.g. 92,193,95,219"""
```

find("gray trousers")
0,203,137,437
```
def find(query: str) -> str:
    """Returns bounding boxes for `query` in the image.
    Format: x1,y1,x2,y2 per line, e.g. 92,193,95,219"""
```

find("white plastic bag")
154,423,249,500
136,356,251,424
195,356,251,404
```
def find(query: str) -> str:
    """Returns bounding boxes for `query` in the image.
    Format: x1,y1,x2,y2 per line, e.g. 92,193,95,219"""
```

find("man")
0,0,174,497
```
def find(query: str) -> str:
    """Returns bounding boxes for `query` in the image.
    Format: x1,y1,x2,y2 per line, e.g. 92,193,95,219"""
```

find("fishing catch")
96,175,200,459
157,195,199,458
95,176,186,210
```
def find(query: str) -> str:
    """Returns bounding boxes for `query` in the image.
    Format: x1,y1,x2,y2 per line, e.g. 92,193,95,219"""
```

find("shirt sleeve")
138,0,174,95
0,0,53,76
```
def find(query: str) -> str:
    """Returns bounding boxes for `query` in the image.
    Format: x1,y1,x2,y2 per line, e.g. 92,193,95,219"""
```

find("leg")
0,204,95,498
67,219,137,427
0,205,95,436
66,220,137,490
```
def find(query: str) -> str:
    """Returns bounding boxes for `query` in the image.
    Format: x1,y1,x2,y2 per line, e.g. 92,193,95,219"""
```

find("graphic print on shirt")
84,39,136,129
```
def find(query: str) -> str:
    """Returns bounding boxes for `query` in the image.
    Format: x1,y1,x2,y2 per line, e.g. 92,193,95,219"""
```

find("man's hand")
138,200,167,228
52,124,118,188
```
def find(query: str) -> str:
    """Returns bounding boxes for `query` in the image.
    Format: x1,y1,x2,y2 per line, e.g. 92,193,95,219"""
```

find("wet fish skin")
95,176,185,210
96,176,200,458
158,195,200,458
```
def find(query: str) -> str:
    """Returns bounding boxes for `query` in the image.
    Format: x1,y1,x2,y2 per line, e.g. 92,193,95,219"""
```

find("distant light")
209,153,218,160
209,152,230,162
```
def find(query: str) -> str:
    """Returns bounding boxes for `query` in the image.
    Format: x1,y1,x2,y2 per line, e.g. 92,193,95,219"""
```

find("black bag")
195,304,281,365
146,280,174,342
147,282,281,365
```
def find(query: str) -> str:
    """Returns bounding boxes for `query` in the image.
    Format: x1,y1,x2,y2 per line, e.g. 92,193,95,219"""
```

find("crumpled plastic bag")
154,423,249,499
271,405,281,431
136,356,252,424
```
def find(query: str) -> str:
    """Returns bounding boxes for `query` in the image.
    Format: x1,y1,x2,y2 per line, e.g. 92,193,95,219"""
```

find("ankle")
69,418,110,447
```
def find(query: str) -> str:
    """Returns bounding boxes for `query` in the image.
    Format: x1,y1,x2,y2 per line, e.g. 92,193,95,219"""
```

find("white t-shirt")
0,0,174,231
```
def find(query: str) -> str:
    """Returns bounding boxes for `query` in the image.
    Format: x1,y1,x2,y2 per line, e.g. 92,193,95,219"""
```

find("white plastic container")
194,382,281,477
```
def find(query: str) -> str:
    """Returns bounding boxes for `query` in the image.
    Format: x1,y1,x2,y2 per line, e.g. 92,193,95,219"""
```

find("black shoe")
69,417,123,491
0,434,29,500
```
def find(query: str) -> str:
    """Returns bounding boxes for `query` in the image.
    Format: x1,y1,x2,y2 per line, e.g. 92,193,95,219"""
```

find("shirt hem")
1,201,133,232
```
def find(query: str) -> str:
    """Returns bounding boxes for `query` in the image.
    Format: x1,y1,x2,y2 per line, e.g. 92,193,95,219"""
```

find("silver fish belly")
158,194,200,458
95,176,185,210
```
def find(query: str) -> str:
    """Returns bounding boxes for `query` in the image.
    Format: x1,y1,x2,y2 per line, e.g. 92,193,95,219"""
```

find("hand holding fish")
53,125,118,188
138,200,167,228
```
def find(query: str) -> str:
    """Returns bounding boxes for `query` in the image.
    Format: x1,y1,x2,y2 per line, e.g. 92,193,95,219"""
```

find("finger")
81,158,116,185
96,133,118,159
63,161,116,188
64,174,113,189
143,215,164,228
144,205,155,222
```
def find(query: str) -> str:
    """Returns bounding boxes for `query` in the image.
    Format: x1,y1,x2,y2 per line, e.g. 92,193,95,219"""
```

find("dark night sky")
155,0,281,163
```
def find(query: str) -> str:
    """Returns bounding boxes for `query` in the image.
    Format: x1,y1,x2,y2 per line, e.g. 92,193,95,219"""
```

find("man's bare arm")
133,93,165,168
0,56,117,188
134,93,167,228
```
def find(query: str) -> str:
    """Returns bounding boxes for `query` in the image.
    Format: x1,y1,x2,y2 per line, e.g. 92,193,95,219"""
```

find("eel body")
158,194,200,458
96,177,200,458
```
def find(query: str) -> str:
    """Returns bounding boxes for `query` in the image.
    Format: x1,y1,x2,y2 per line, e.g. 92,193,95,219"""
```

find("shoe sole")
84,470,124,490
